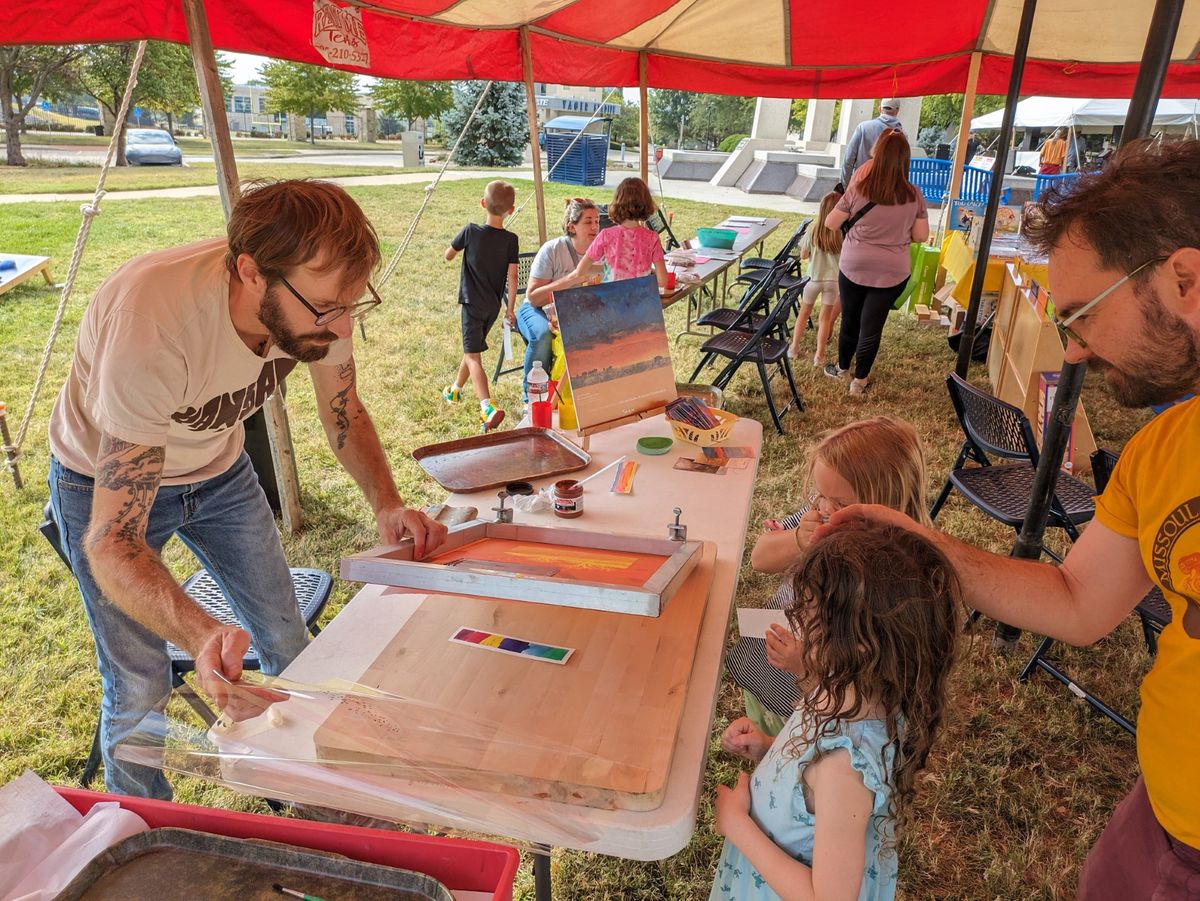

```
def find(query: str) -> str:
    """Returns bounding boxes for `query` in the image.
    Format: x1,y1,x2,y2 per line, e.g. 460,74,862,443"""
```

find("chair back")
744,278,809,353
945,373,1040,463
776,218,812,263
909,158,952,203
516,251,536,295
645,209,681,250
597,203,614,230
1090,448,1120,493
1033,172,1081,201
722,261,790,333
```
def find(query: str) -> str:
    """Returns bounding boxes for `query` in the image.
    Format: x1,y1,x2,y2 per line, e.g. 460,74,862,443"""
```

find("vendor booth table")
217,414,763,899
939,230,1048,307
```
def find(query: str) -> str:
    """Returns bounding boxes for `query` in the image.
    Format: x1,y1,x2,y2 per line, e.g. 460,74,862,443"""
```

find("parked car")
124,128,183,166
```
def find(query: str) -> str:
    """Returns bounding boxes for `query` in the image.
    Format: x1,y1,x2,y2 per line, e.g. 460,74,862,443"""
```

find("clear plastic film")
114,673,653,849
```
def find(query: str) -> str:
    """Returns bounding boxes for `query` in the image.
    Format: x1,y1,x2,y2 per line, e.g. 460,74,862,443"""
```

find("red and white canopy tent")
7,0,1200,522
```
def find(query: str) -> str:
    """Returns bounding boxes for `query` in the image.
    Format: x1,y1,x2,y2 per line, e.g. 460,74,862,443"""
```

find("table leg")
533,844,553,901
40,264,55,285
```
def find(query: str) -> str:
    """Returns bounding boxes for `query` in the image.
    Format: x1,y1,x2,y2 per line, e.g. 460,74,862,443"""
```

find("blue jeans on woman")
48,450,307,799
516,302,554,400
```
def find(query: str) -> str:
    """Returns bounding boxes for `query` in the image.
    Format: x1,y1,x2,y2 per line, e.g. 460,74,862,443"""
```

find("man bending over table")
47,179,447,799
827,138,1200,898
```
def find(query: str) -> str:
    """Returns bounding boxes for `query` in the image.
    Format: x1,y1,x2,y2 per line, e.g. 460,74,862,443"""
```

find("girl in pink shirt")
548,178,669,289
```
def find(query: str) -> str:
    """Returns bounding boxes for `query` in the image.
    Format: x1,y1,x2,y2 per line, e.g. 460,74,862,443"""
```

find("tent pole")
639,52,649,184
182,0,304,535
946,51,983,205
995,0,1186,650
520,27,548,245
954,0,1038,379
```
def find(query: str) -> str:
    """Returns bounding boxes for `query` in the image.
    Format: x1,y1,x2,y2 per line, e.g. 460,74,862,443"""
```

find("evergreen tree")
442,81,528,167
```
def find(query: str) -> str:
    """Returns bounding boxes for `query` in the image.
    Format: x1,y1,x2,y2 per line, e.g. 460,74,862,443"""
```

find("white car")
124,128,183,166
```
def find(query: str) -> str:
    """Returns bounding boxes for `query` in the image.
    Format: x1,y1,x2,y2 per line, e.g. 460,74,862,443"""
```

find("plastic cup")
531,400,553,429
665,270,677,291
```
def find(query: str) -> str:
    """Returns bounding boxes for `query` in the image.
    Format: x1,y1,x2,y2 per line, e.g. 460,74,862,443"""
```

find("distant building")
220,83,370,139
533,84,620,127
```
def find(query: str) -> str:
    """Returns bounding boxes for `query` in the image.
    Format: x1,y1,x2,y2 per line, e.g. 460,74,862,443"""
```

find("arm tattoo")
330,360,357,450
93,435,164,559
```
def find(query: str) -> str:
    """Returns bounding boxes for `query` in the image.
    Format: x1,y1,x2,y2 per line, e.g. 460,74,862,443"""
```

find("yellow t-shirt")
1094,396,1200,846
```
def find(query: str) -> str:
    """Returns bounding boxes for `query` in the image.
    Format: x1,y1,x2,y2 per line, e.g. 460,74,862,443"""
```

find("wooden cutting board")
313,541,715,811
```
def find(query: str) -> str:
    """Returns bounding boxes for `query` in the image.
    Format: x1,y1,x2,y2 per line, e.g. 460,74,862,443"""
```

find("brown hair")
859,129,918,206
484,180,516,216
608,177,656,224
226,179,380,288
783,520,961,843
807,417,932,527
812,191,845,255
1025,138,1200,275
562,196,598,236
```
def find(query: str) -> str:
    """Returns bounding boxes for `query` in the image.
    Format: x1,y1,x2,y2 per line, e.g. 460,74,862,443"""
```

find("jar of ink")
553,479,584,518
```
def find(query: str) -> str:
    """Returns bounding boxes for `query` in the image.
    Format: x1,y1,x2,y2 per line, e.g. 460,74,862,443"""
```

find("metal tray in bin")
54,827,453,901
412,427,590,493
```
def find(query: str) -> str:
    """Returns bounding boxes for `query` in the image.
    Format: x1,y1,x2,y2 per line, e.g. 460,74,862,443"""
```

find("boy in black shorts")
443,180,519,431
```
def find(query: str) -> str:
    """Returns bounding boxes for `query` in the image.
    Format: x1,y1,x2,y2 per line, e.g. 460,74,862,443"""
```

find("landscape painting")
554,275,678,432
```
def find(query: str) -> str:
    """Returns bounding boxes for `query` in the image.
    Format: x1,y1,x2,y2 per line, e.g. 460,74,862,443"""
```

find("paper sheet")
736,608,790,640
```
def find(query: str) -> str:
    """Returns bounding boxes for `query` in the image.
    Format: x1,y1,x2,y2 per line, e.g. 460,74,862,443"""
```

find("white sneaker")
812,355,824,368
786,347,800,359
822,363,850,380
849,378,871,396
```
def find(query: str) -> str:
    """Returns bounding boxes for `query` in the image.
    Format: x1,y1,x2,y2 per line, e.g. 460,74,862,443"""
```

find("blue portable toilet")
543,115,612,186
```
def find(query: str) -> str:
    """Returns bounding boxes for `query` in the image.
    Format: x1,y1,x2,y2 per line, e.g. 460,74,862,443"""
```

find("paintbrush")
573,455,628,488
273,885,326,901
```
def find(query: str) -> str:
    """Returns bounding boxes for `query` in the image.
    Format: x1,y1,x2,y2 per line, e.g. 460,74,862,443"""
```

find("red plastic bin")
55,787,520,900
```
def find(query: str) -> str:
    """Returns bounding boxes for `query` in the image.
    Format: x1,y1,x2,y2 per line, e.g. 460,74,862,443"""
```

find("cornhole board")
0,254,55,298
314,541,716,811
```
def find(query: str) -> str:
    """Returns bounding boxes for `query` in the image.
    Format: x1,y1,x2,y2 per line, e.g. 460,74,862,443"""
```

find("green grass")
0,162,425,195
0,174,1153,899
8,130,419,153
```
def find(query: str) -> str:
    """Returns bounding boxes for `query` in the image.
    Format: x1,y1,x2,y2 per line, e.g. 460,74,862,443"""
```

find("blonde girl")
789,191,844,366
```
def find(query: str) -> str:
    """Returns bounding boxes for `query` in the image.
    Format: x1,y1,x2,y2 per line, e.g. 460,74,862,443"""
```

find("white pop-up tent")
972,96,1200,129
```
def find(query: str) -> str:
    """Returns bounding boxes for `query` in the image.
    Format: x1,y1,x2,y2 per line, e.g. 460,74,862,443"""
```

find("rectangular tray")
342,521,703,617
412,427,590,493
54,827,452,900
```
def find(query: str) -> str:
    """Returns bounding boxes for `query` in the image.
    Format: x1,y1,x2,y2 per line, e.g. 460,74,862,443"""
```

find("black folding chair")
1017,448,1172,734
492,251,538,383
695,259,790,337
645,209,681,251
930,374,1096,561
689,282,807,434
37,503,332,788
735,218,811,294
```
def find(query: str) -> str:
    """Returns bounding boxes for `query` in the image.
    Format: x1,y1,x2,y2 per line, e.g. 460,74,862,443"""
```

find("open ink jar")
553,479,584,518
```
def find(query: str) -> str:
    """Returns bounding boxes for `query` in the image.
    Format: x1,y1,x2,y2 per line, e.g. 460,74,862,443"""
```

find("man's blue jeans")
515,302,554,400
48,451,307,799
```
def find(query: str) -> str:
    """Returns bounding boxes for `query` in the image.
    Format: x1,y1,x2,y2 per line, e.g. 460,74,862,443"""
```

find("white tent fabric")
972,97,1200,129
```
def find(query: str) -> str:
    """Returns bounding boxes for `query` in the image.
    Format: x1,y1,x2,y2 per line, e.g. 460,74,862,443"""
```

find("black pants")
837,272,909,380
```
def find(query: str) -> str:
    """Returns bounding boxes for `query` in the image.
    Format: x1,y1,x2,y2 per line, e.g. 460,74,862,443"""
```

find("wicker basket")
667,407,737,447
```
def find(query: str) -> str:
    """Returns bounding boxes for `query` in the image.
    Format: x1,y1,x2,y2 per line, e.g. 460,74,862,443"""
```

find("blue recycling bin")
543,115,612,187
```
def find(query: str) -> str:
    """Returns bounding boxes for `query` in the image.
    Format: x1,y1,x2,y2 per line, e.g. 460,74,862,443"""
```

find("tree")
441,81,528,167
369,79,452,130
689,93,754,149
609,99,641,148
260,59,360,145
648,89,692,148
78,42,212,166
0,45,85,166
919,93,1006,134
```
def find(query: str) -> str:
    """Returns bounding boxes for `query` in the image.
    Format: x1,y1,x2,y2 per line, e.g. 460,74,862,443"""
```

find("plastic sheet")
116,673,628,849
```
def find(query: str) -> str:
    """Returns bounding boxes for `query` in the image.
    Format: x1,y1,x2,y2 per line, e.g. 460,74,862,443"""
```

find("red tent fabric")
6,0,1200,97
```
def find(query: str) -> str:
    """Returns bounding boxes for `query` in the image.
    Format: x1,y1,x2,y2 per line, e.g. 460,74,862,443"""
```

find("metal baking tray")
412,427,590,493
54,827,453,900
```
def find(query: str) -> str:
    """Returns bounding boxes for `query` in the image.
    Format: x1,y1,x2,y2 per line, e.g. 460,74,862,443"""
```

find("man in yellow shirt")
1039,127,1069,174
829,137,1200,897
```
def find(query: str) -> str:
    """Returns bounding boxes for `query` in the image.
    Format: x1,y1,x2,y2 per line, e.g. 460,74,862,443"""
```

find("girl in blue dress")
710,521,962,901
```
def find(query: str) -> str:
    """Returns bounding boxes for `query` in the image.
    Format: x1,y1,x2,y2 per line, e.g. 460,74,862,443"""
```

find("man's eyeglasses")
279,276,382,326
1052,257,1167,348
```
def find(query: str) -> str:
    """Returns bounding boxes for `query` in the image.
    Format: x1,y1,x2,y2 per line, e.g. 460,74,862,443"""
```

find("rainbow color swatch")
451,627,575,665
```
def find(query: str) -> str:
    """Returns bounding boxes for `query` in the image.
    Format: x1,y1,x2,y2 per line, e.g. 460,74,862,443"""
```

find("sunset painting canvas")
554,275,678,431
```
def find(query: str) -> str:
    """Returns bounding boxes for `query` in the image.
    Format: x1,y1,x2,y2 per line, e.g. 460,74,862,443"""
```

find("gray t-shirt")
526,236,582,304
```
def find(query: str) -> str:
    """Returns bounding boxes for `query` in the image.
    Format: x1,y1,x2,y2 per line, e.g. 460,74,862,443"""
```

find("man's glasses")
279,276,382,326
1052,257,1167,348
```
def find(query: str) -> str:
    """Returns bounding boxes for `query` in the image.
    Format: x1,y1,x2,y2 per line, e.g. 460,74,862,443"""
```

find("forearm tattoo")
93,435,164,558
330,361,356,450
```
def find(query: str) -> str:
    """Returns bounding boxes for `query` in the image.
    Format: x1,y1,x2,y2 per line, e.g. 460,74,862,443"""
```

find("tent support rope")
4,40,148,490
377,81,494,289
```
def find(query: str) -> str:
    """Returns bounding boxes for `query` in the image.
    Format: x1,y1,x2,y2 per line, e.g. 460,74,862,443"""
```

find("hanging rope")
505,86,623,228
4,40,148,488
376,81,495,289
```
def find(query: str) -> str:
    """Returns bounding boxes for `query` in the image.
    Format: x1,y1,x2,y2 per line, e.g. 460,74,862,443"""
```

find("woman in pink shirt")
548,177,669,289
823,130,929,396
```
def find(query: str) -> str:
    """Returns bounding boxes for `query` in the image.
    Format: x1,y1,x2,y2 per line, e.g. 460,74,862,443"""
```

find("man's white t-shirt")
49,238,350,485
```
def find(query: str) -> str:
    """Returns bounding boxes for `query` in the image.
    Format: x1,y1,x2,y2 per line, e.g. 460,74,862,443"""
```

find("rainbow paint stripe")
451,627,575,665
610,459,639,494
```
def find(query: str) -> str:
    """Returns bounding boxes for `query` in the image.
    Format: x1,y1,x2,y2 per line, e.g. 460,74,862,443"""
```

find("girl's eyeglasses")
1052,257,1167,348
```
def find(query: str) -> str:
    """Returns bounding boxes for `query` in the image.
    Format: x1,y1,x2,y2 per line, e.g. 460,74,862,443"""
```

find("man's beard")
258,286,338,363
1090,297,1200,408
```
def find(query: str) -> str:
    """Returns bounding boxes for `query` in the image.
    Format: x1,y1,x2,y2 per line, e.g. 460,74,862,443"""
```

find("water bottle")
528,361,550,405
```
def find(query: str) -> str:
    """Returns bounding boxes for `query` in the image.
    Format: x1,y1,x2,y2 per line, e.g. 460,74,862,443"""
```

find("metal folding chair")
492,251,538,383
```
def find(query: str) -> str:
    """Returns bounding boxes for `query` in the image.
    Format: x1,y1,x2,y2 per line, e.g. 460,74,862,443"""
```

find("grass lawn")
0,162,425,195
0,175,1153,899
